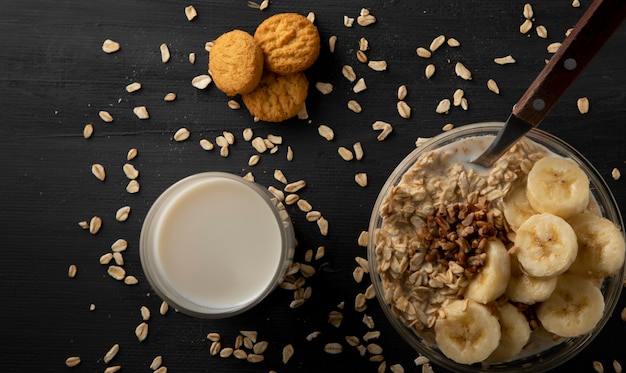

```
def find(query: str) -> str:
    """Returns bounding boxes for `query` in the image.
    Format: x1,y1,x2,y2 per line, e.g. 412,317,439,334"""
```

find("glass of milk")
140,172,295,318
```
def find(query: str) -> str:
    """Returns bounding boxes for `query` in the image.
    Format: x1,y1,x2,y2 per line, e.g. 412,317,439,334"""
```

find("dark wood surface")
1,0,625,372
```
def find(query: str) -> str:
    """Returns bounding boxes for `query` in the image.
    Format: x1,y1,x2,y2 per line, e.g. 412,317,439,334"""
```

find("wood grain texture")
1,0,625,372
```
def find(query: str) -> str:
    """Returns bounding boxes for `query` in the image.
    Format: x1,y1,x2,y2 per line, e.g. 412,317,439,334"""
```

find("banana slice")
526,156,589,219
536,274,604,337
567,212,626,278
463,238,511,304
503,180,537,232
505,272,557,305
486,302,531,363
435,299,501,364
513,213,578,278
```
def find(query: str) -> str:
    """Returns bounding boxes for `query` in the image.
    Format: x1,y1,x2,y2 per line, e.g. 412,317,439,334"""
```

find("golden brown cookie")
242,70,308,122
254,13,320,75
209,29,264,96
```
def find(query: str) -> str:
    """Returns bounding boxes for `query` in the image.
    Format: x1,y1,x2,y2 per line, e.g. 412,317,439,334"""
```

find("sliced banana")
463,238,511,304
513,213,578,278
505,272,557,305
503,180,537,232
536,274,604,337
486,302,531,363
435,299,501,364
567,212,626,278
526,156,589,219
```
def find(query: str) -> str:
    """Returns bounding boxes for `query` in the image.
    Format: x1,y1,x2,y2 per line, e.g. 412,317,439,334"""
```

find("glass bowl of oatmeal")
367,122,625,372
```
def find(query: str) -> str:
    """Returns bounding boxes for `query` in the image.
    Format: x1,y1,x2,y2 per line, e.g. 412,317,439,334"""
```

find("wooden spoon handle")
512,0,626,127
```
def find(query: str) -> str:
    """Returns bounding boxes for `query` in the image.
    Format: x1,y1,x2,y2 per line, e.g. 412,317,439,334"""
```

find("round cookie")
254,13,320,75
242,71,308,122
209,29,264,96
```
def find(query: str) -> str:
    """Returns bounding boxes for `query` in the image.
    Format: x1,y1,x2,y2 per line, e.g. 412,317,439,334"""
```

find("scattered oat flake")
318,124,334,141
572,0,580,7
316,82,333,94
324,343,343,354
397,101,411,119
416,47,431,58
99,110,113,123
227,100,240,110
429,34,446,52
126,180,140,193
127,148,138,160
68,264,77,278
150,356,163,370
353,78,367,93
368,60,387,71
536,25,548,38
192,74,212,89
89,216,102,234
353,142,364,160
612,168,621,180
306,331,321,341
436,98,451,114
133,106,149,119
83,123,93,139
487,79,500,94
397,85,407,100
338,146,354,161
140,305,150,321
442,123,455,131
414,355,430,366
344,15,355,27
164,92,177,101
342,65,357,82
65,356,81,367
124,276,138,285
160,43,170,63
116,206,131,222
454,62,472,80
174,127,190,142
357,13,376,26
593,361,604,373
577,97,589,114
547,42,561,53
103,343,120,364
613,360,622,373
447,37,460,47
520,19,533,34
102,39,120,53
328,35,337,53
160,300,169,315
282,344,294,364
494,55,516,65
135,322,148,342
91,163,106,181
317,216,329,236
126,82,142,93
355,173,368,187
348,100,362,113
185,5,197,20
425,64,435,79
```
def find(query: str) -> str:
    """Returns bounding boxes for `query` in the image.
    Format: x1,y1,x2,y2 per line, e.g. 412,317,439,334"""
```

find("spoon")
472,0,626,168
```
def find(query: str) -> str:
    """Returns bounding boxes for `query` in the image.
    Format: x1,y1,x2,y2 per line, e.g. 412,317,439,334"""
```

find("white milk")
142,173,292,316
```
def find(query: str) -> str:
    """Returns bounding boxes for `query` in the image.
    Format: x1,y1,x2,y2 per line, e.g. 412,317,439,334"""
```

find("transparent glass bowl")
367,122,624,372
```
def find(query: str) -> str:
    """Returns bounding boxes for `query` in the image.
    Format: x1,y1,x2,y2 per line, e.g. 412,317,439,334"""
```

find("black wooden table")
1,0,625,372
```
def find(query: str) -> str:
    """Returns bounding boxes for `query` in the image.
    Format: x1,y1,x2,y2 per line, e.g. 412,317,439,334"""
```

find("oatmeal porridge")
372,133,625,365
